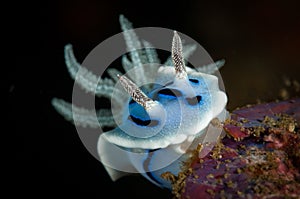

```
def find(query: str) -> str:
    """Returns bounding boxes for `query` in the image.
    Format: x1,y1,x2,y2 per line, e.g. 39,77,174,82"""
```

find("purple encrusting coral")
167,98,300,198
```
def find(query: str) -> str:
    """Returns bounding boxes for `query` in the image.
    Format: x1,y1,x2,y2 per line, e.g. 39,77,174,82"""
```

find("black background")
10,0,300,198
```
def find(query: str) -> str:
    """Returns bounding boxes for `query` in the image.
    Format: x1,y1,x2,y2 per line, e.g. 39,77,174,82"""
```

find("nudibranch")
52,15,228,189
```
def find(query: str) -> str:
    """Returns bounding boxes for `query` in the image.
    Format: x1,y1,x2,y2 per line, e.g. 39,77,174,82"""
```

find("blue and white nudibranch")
52,15,228,189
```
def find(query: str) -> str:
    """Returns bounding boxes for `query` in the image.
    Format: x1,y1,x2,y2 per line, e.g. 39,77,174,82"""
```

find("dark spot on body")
129,99,136,104
189,79,199,84
128,115,159,127
158,88,182,97
186,96,202,105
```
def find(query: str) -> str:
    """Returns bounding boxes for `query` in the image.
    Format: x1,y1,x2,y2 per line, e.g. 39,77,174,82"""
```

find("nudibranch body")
52,15,228,189
102,31,227,150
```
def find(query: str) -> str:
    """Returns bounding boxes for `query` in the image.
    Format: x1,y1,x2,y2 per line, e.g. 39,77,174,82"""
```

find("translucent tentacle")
119,15,145,85
107,68,123,83
52,98,73,122
97,109,122,127
122,55,135,80
95,85,128,107
52,98,120,128
142,40,160,64
64,44,81,79
142,40,160,85
52,98,99,128
197,59,225,74
64,44,127,103
137,49,149,65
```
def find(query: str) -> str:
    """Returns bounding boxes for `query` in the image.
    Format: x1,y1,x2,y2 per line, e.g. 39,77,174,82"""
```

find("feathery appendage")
142,40,160,85
53,15,224,129
107,68,123,83
52,98,121,128
53,16,166,128
64,44,119,95
119,15,145,85
142,40,160,64
197,59,225,74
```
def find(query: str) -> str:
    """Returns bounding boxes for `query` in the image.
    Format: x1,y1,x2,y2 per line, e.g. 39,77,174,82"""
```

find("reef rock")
167,98,300,198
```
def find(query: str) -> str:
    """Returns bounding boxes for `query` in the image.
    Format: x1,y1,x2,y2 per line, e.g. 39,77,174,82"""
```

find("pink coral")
174,98,300,198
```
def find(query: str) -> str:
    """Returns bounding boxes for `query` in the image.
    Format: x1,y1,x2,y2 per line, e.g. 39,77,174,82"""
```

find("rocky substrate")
164,98,300,199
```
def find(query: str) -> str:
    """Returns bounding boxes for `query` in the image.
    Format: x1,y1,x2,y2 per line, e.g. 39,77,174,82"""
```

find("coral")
167,98,300,198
